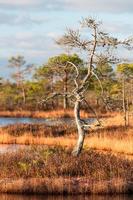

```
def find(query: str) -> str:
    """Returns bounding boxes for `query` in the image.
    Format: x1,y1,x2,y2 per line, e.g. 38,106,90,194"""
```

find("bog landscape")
0,1,133,199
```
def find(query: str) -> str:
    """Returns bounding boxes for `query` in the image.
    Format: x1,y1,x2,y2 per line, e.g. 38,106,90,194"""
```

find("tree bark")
127,98,129,126
22,85,26,105
122,78,127,127
63,94,68,109
72,98,85,156
51,75,55,108
63,69,68,109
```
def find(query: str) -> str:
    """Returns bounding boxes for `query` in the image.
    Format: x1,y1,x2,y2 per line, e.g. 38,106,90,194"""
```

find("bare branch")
91,69,112,111
38,93,63,104
83,99,101,126
80,17,101,29
121,36,133,50
91,69,104,95
57,29,90,50
39,92,74,105
81,25,97,88
67,61,79,89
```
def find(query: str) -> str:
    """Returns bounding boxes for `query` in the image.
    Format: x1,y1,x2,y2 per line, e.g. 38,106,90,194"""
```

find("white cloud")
0,30,61,62
65,0,133,13
14,14,46,25
0,0,133,13
101,21,133,37
0,0,62,9
0,0,38,6
0,12,47,26
47,31,62,40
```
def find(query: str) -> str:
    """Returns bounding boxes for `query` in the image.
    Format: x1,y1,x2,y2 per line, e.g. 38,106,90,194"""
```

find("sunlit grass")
0,109,88,118
0,113,133,156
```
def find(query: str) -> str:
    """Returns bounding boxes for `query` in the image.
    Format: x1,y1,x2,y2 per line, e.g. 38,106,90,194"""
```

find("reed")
0,109,117,119
0,110,88,119
0,177,132,194
0,115,133,156
0,134,132,156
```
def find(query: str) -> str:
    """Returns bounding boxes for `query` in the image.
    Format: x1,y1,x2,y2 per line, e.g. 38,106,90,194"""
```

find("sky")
0,0,133,78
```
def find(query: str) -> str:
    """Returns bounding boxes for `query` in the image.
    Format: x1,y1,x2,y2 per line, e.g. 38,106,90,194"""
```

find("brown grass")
0,109,88,119
0,109,118,119
2,123,75,137
0,177,132,194
0,113,133,157
0,112,132,195
0,147,132,194
0,134,132,157
0,147,132,178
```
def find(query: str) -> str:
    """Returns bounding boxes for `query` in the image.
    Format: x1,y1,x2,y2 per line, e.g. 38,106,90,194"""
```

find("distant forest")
0,54,133,112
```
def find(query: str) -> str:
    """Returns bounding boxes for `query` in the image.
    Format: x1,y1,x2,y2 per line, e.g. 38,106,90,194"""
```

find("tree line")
0,54,133,113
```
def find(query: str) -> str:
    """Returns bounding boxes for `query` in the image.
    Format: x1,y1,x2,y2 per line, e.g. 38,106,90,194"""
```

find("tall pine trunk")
63,69,68,109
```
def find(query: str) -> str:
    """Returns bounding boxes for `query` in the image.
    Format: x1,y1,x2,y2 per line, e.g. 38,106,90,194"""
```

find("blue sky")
0,0,133,78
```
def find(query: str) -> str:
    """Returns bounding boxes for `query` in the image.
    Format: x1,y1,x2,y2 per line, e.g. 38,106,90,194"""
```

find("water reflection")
0,194,132,200
0,117,96,127
0,117,46,127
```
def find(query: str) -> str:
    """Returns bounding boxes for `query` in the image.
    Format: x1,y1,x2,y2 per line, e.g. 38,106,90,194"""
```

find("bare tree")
42,17,132,156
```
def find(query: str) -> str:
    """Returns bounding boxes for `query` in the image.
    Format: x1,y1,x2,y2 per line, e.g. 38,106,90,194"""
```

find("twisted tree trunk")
72,98,85,156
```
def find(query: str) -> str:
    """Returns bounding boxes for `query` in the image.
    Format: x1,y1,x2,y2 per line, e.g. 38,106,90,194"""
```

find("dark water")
0,117,96,127
0,194,132,200
0,117,46,127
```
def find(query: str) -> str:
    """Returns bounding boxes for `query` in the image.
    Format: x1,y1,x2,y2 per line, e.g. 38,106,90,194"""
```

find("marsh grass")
0,115,133,156
0,109,116,119
0,110,88,119
0,178,132,194
2,123,75,137
0,147,132,194
0,147,132,179
0,112,133,195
